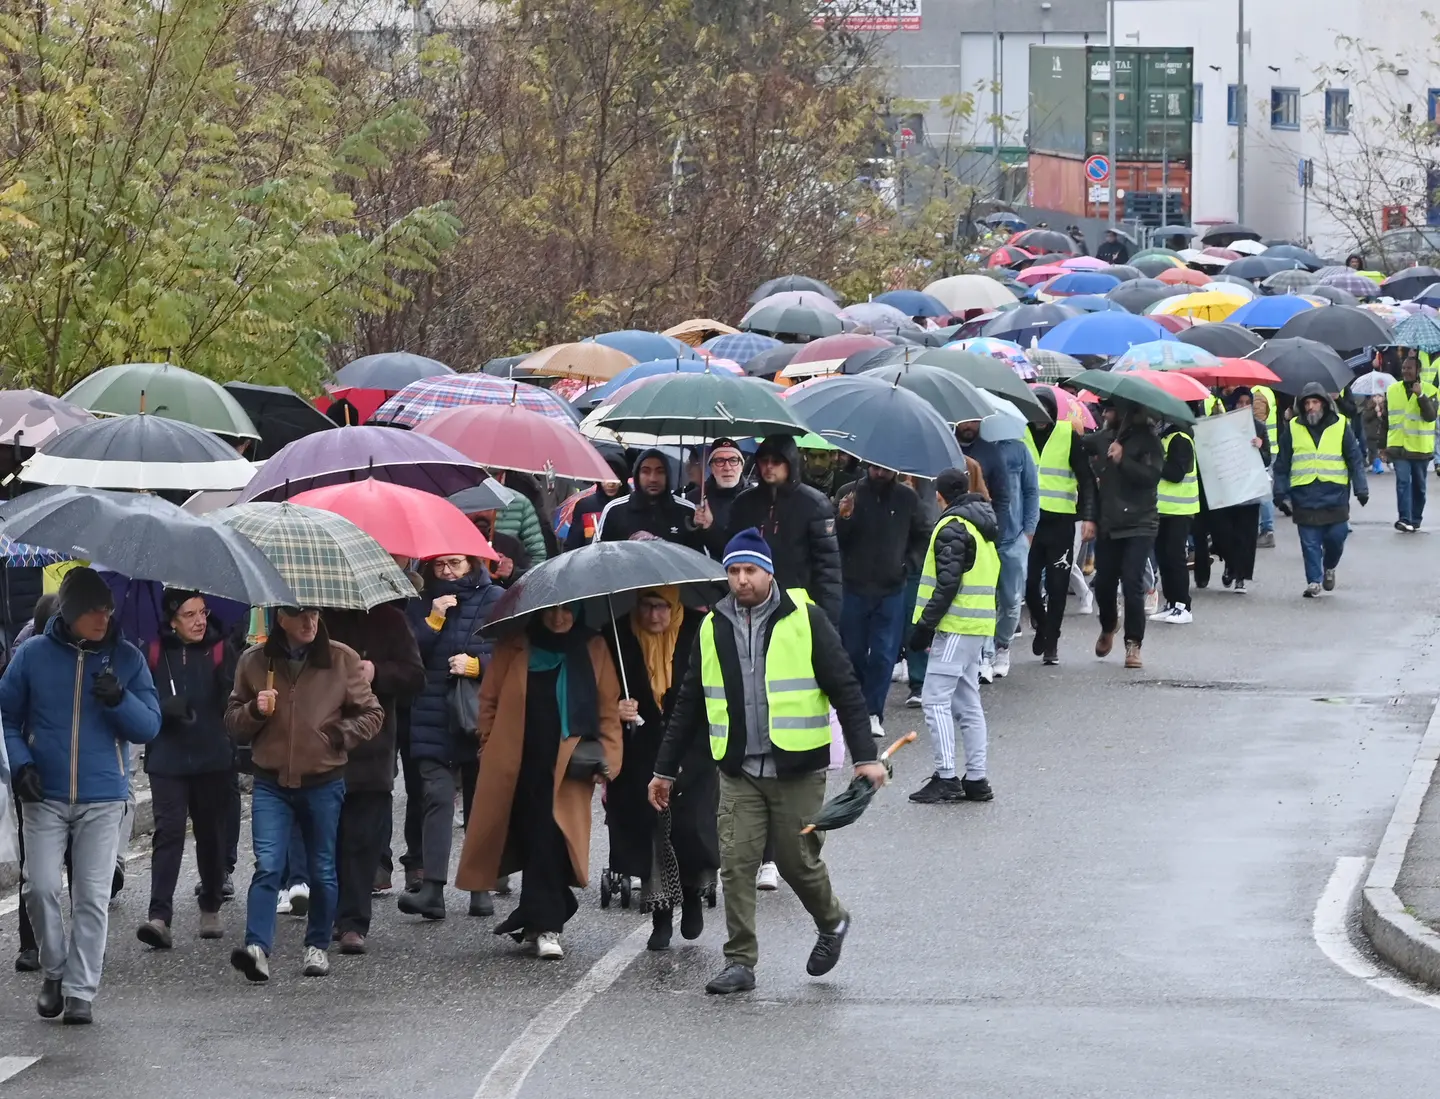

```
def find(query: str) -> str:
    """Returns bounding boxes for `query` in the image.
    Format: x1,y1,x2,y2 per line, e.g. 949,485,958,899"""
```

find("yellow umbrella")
663,318,739,346
1152,290,1249,323
518,342,638,381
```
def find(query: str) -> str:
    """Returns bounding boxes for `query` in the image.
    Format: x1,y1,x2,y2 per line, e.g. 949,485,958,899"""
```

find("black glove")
13,764,44,804
908,624,935,653
1357,493,1369,507
1273,497,1293,517
160,695,194,723
91,670,124,707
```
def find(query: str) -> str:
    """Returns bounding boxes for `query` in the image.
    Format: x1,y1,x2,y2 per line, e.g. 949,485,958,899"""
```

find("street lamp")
1236,0,1247,221
1107,0,1117,226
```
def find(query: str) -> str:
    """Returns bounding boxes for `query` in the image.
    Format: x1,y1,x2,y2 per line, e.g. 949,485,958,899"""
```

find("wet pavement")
3,487,1440,1098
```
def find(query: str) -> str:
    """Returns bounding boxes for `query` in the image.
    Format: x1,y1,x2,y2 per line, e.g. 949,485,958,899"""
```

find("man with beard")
1383,354,1437,533
597,449,705,550
1273,383,1369,598
954,419,1010,683
688,439,750,559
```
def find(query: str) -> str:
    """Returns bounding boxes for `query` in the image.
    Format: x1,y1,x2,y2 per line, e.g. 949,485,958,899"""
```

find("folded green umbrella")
800,732,916,834
1068,369,1197,425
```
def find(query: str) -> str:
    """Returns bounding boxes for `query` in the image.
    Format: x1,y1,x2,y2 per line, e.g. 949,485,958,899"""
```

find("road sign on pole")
1085,155,1111,184
898,127,915,152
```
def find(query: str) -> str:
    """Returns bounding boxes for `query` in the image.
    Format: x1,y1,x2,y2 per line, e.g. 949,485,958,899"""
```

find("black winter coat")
596,447,705,549
723,436,843,624
324,605,426,792
914,496,1000,634
685,477,747,559
1083,418,1165,539
834,473,931,597
410,570,504,764
144,622,237,777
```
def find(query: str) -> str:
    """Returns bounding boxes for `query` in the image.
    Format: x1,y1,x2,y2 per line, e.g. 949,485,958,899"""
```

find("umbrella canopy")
1038,272,1121,299
290,478,497,561
371,374,578,429
1351,370,1398,396
787,375,966,476
741,344,801,379
862,364,994,424
740,304,844,341
1391,313,1440,352
1156,267,1211,287
0,532,66,567
21,414,254,491
1200,223,1262,246
1273,306,1394,354
63,362,259,439
519,342,638,381
447,481,521,516
986,244,1038,268
1149,315,1194,335
701,332,784,364
1226,295,1320,329
573,359,737,411
1010,228,1079,254
1133,255,1187,277
923,275,1020,313
743,291,844,320
0,389,94,448
0,487,294,606
595,371,802,440
1015,264,1070,287
1226,255,1304,281
1411,282,1440,307
1150,226,1200,241
1379,267,1440,301
416,404,613,481
1249,338,1352,395
239,425,485,502
1100,264,1143,282
1025,347,1086,382
334,352,453,391
1151,290,1248,322
873,289,950,318
1037,312,1177,357
907,349,1050,422
662,318,738,346
1228,239,1269,255
1177,323,1265,358
1319,271,1379,298
749,275,841,303
789,333,894,367
1067,370,1197,424
979,303,1078,345
1261,269,1321,293
949,338,1035,380
1133,248,1184,261
588,330,700,363
1177,358,1281,386
1106,279,1184,314
838,301,919,332
1030,384,1096,430
1121,369,1212,402
223,382,335,461
1305,284,1361,307
1264,244,1324,268
1059,256,1108,270
1112,341,1220,372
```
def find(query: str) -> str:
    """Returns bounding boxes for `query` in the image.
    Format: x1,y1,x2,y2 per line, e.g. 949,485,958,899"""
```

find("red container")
1027,152,1192,220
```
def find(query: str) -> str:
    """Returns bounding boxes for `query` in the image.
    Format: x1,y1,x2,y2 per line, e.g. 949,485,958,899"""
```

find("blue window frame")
1227,84,1241,126
1271,86,1300,130
1428,89,1440,122
1193,82,1203,122
1324,88,1350,133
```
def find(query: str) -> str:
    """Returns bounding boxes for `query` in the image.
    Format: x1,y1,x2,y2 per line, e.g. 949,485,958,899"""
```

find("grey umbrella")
1274,305,1395,354
20,414,254,491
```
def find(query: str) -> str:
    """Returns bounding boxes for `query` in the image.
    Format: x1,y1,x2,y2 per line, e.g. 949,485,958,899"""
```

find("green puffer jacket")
494,497,548,563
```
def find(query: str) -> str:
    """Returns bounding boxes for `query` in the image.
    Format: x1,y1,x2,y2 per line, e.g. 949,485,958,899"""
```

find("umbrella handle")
880,731,918,761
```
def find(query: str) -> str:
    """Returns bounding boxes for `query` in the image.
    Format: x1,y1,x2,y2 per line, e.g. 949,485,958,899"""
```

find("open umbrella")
838,301,919,332
588,330,700,363
574,359,738,411
1261,269,1321,293
1249,338,1351,395
1067,370,1197,425
223,382,335,460
1120,369,1212,403
1038,272,1121,299
1132,248,1184,262
371,374,578,428
63,362,259,440
663,318,738,346
1303,284,1359,307
215,501,414,610
0,487,294,606
1226,295,1320,330
1112,341,1220,372
862,365,994,424
1037,312,1177,357
1200,224,1261,246
1380,267,1440,301
447,481,520,515
1319,271,1379,299
985,244,1037,268
1132,255,1187,278
0,532,66,567
1100,264,1143,282
701,332,784,364
0,390,93,449
1391,314,1440,352
1030,384,1096,430
948,338,1035,379
1156,267,1211,287
873,290,950,318
787,376,966,476
789,333,894,367
1273,306,1394,354
740,305,844,341
1263,244,1322,269
1106,279,1183,314
291,479,496,561
1412,282,1440,308
1226,255,1303,281
1177,358,1281,387
1059,256,1108,271
20,414,255,491
1010,228,1079,254
416,404,613,481
800,732,917,834
744,291,845,320
980,303,1078,345
519,342,639,382
740,344,801,379
335,352,453,391
749,276,841,303
1025,348,1085,383
595,371,803,440
908,349,1049,422
1177,324,1265,358
1151,290,1248,323
923,275,1020,313
1351,370,1398,396
1015,264,1070,287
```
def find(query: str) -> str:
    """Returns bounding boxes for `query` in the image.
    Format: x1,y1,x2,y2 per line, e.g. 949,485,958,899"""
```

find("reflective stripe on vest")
1254,384,1277,450
698,589,830,762
1421,351,1437,390
1156,430,1199,515
1036,421,1079,514
913,515,1001,635
1289,418,1349,485
1386,381,1439,454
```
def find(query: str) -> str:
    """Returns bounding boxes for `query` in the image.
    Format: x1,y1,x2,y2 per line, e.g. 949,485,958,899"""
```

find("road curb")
0,787,154,892
1361,696,1440,988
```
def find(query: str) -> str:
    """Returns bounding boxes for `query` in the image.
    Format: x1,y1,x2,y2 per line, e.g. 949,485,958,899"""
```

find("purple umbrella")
1319,271,1380,298
237,425,486,502
839,301,919,331
0,390,93,448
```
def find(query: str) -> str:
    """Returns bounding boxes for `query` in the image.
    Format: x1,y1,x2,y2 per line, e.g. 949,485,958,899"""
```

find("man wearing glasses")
689,439,750,558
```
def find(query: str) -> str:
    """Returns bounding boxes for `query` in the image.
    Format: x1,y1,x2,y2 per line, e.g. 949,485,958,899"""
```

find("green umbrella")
909,348,1051,423
1068,369,1197,425
64,362,259,439
1132,247,1184,262
595,371,803,439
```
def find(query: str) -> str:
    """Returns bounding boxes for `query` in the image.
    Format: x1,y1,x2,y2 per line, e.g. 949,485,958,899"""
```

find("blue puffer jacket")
409,568,503,764
1,616,161,802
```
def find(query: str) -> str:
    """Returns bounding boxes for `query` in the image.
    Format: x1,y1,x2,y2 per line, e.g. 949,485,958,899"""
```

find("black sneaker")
14,948,39,973
1042,649,1059,666
806,915,850,976
62,997,92,1025
36,978,62,1019
705,962,756,995
961,777,995,802
909,774,964,804
1031,632,1045,657
222,874,235,900
1396,520,1415,533
1222,569,1233,588
1323,568,1336,591
904,690,922,709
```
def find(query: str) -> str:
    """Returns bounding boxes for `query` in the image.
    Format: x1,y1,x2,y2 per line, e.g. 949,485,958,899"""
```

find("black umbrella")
788,376,966,476
1227,255,1304,281
481,354,533,378
1273,306,1395,354
1200,223,1262,246
1250,338,1352,395
1264,244,1324,270
801,732,917,834
20,414,254,492
1011,229,1080,255
742,344,801,379
223,382,335,461
863,364,995,424
1019,251,1074,268
1380,266,1440,301
1307,284,1361,306
1151,224,1200,241
843,344,912,373
447,481,520,515
980,303,1079,344
1100,264,1143,282
334,352,454,390
1107,279,1187,314
0,487,295,606
911,348,1050,422
749,275,841,304
1177,323,1265,358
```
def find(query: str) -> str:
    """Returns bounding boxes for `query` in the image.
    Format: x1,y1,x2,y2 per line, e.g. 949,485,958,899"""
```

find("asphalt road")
3,485,1440,1098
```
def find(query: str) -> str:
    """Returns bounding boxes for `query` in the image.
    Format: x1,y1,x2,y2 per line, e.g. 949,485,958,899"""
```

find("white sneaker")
978,661,995,685
891,660,907,683
302,945,330,977
275,887,293,915
535,932,563,960
287,881,310,917
1143,588,1160,616
756,862,780,891
869,714,885,739
992,648,1011,678
1149,601,1175,621
1161,605,1193,624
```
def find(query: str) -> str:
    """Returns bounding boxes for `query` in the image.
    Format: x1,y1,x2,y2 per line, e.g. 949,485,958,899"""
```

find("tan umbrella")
662,318,740,346
518,342,638,381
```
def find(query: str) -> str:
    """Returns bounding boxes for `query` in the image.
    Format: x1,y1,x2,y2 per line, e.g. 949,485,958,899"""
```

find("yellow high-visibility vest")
913,515,1000,635
1386,380,1439,455
1289,418,1349,485
1036,422,1079,515
1157,431,1199,515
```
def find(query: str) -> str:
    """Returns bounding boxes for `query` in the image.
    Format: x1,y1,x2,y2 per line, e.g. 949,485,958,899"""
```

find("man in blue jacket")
982,435,1039,681
1,567,161,1024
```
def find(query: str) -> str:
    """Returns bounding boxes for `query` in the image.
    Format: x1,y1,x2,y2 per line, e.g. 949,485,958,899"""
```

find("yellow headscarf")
630,586,683,706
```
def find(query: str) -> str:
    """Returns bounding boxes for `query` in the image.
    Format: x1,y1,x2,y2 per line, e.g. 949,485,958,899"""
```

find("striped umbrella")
1111,341,1221,372
0,533,67,567
372,374,578,428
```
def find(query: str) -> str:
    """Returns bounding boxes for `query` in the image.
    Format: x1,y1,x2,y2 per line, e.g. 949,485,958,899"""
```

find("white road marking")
0,846,149,917
1313,856,1440,1010
0,1057,39,1085
472,923,650,1099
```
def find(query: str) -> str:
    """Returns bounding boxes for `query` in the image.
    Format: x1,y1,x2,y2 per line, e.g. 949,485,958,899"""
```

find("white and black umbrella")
20,414,254,491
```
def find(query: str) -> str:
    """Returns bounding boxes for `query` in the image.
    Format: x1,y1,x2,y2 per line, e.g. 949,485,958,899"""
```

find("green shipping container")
1028,45,1088,158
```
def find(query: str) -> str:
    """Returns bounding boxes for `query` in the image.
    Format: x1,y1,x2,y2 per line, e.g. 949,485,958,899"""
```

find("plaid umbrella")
1319,271,1379,298
0,533,66,567
1391,313,1440,352
371,374,577,428
1261,269,1320,292
214,502,414,610
1024,348,1085,383
701,332,782,363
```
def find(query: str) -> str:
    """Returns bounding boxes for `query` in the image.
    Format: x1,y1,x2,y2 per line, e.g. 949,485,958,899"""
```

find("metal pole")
991,0,1001,173
1236,0,1246,221
1107,0,1117,226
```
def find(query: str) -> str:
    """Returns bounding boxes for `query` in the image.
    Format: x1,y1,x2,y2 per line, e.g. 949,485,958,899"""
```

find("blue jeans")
246,778,345,953
283,819,308,890
1394,457,1430,525
1297,522,1349,584
984,537,1029,660
902,572,928,691
1258,498,1274,535
840,588,908,716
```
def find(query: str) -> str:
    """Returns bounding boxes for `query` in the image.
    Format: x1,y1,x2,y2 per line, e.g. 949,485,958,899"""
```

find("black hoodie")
596,447,704,549
914,495,1000,634
1081,406,1164,539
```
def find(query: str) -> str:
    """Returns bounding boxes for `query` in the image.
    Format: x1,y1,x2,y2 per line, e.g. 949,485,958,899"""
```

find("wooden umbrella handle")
880,731,918,761
265,670,275,691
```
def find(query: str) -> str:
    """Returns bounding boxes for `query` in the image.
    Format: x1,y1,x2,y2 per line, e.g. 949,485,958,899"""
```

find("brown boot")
1124,640,1143,669
136,919,173,950
1095,630,1115,658
198,911,223,939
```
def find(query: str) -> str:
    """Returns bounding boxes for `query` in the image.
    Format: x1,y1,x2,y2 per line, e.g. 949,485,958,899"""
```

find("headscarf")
630,586,683,706
526,608,599,741
1224,386,1254,411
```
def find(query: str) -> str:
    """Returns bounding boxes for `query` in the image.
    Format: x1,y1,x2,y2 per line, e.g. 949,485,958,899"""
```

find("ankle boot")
647,906,673,951
680,888,705,940
397,880,446,920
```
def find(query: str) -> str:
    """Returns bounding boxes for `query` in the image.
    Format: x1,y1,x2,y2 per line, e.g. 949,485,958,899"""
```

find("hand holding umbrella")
798,732,917,834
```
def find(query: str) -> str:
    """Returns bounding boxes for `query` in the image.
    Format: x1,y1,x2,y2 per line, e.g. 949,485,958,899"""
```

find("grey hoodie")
712,584,782,777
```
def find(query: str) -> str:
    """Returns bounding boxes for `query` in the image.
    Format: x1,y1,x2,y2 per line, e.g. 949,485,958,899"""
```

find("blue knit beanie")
722,527,774,573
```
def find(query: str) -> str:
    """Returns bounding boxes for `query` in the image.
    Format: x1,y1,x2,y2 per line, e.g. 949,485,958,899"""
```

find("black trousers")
1192,508,1215,588
148,771,232,923
1025,513,1076,650
336,791,393,936
224,770,241,874
13,778,35,953
1210,504,1260,583
397,713,424,873
1094,534,1153,644
1155,515,1192,609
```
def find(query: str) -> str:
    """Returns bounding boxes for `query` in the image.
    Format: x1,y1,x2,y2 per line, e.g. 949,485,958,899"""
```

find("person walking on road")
226,606,384,983
688,438,750,559
1273,383,1370,598
1150,422,1199,624
906,468,1000,805
982,434,1038,680
1,567,161,1023
1383,354,1437,532
954,420,1010,684
649,529,884,995
596,448,704,550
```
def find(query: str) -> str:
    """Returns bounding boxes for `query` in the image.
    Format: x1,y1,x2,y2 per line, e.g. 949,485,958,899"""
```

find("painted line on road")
472,923,650,1099
1313,856,1440,1010
0,1057,40,1085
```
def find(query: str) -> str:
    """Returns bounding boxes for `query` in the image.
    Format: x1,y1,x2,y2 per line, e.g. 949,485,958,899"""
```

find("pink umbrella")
789,332,893,366
1149,315,1194,334
1124,369,1212,403
1016,264,1069,287
1060,256,1108,270
1030,384,1096,430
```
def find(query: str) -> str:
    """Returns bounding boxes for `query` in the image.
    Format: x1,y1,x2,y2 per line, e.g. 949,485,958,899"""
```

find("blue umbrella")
701,332,783,363
1042,272,1121,297
1226,295,1320,330
980,303,1079,345
786,375,966,477
874,289,951,318
1037,313,1178,357
573,358,724,410
588,330,700,362
1057,294,1127,313
0,533,65,567
1412,282,1440,308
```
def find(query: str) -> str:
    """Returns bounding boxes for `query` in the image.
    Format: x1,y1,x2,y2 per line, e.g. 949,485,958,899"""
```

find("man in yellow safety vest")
1383,354,1438,532
650,528,883,996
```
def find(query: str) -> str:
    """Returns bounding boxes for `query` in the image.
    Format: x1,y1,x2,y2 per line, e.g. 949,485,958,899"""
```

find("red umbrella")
987,245,1036,268
789,333,892,366
1124,369,1212,402
291,478,497,560
415,403,614,481
1150,315,1194,334
1016,264,1069,286
1177,358,1282,386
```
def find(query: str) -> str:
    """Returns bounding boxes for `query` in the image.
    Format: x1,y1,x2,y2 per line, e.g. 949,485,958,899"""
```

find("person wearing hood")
597,448,705,549
907,467,1001,805
1081,402,1164,669
688,438,750,559
564,452,633,550
720,435,843,625
2,567,161,1022
1382,354,1437,532
1274,383,1370,597
953,419,1011,683
136,590,239,951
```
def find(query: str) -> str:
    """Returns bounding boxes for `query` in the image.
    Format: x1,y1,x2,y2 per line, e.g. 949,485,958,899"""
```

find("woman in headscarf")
606,587,717,951
1207,387,1271,594
455,605,622,960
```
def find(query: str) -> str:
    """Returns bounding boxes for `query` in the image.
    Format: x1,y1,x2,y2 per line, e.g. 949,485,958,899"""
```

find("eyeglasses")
431,557,469,573
710,456,743,468
637,600,672,615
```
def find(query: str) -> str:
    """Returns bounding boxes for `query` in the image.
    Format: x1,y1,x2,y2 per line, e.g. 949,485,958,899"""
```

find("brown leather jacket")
225,622,384,789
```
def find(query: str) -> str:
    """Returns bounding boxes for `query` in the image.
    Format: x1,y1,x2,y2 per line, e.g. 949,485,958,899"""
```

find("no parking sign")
1084,155,1111,184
